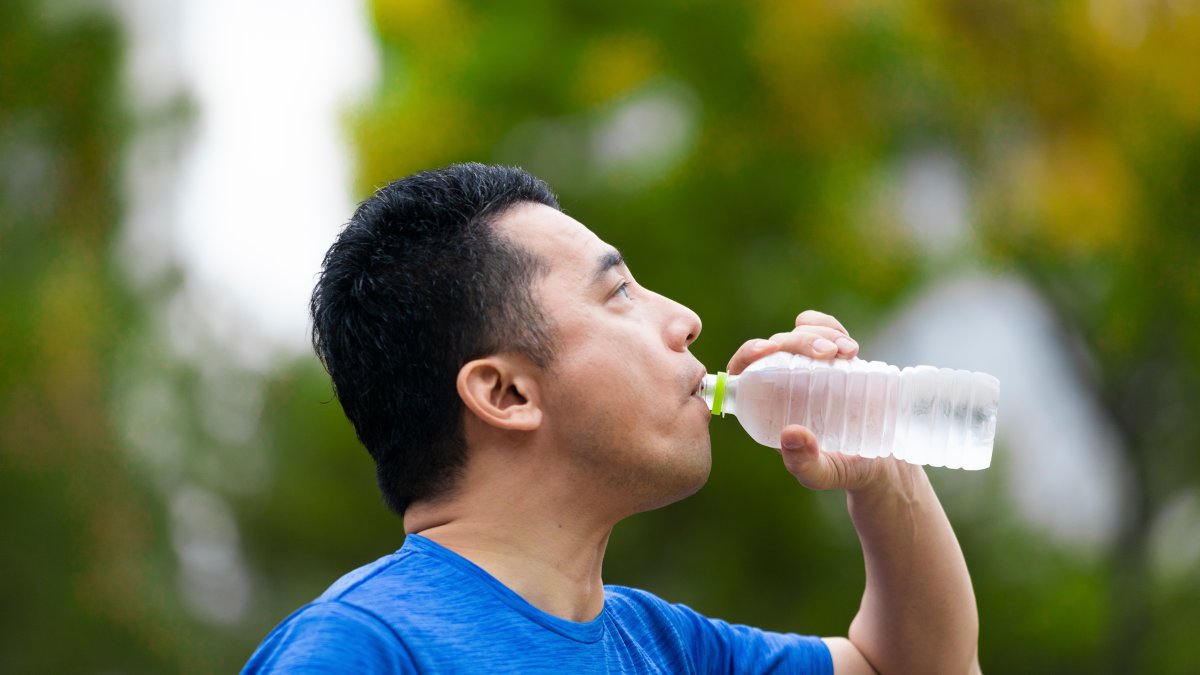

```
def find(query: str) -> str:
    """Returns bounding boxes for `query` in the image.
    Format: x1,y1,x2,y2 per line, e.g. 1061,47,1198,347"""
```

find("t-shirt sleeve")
682,611,833,675
241,601,418,674
615,588,833,675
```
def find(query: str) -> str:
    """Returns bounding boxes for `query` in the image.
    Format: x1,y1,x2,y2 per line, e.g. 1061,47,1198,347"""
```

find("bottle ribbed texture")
707,353,999,470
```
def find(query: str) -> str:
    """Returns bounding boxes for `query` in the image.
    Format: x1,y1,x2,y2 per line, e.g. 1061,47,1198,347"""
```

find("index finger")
794,309,849,336
726,338,782,375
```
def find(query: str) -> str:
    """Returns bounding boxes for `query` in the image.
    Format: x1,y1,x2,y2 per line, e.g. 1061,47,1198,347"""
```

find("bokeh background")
3,0,1199,672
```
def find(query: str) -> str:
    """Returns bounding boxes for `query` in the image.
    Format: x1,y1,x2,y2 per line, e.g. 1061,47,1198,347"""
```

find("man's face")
494,203,711,514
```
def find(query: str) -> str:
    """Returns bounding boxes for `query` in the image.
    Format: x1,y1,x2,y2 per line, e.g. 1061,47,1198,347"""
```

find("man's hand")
728,310,981,674
725,309,859,375
724,309,893,493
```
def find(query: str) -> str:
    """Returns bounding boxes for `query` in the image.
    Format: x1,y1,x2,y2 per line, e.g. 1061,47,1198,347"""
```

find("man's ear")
456,356,543,431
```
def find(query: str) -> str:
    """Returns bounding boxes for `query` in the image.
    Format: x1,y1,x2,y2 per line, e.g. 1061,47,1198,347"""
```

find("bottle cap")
700,372,727,416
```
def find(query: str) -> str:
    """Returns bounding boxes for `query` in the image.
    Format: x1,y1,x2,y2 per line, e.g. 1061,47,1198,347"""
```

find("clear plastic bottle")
699,352,999,470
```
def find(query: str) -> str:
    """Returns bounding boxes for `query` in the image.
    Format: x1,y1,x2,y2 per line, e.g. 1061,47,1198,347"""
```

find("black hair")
310,163,560,515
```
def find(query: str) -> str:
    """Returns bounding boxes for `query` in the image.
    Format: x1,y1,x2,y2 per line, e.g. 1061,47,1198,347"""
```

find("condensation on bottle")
700,352,1000,470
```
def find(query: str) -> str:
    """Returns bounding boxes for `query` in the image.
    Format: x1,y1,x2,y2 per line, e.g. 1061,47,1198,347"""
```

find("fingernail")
836,337,857,353
751,339,773,351
813,338,836,353
782,436,805,451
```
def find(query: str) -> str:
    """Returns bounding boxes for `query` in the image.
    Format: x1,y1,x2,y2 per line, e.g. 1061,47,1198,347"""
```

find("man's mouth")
690,368,706,398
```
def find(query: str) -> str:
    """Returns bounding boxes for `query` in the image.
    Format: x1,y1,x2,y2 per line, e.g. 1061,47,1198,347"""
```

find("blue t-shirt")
243,534,831,674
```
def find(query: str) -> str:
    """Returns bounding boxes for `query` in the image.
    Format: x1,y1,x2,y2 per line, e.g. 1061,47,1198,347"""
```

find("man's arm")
814,453,981,675
727,310,981,675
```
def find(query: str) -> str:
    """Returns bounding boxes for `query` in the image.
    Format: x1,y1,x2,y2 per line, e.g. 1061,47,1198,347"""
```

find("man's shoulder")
602,585,833,675
603,584,696,620
603,584,673,613
313,538,482,618
243,540,495,673
602,584,698,639
314,547,418,605
242,597,414,673
261,545,441,637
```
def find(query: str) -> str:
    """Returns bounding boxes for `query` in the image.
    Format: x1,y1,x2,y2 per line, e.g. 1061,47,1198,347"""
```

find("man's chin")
637,446,712,513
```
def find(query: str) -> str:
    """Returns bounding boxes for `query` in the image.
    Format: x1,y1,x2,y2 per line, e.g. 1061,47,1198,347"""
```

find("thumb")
779,425,834,490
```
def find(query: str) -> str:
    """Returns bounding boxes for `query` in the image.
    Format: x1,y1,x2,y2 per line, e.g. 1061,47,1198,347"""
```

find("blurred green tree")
0,1,208,672
6,0,1199,673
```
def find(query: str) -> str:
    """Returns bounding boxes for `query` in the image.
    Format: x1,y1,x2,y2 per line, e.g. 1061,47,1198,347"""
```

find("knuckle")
794,309,825,325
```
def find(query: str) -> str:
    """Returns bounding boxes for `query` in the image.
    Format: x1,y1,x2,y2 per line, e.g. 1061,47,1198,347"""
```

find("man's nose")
666,298,702,351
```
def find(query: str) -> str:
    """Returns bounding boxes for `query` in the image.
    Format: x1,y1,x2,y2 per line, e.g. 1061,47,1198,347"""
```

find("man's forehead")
494,202,611,273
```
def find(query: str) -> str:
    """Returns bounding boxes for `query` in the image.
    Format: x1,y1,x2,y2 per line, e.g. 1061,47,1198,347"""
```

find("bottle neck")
700,372,736,417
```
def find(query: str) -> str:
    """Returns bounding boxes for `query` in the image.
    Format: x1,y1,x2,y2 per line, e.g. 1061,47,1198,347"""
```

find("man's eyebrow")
591,248,625,285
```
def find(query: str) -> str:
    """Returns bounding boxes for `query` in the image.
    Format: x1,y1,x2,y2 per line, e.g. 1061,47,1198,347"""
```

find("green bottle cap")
712,371,727,417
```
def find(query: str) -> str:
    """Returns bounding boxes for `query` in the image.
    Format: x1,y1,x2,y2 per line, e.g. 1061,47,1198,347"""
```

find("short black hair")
311,163,560,515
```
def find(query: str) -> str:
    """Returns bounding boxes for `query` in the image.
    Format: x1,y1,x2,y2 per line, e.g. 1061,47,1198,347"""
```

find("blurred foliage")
4,0,1200,673
0,1,205,673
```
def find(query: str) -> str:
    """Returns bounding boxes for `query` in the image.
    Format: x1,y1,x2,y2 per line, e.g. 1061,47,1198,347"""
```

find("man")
244,163,981,674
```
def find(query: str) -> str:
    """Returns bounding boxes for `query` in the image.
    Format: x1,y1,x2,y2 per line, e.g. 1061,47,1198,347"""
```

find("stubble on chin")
568,411,713,515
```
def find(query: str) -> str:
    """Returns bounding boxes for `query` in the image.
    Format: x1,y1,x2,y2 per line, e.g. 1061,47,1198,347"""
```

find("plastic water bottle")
700,352,999,469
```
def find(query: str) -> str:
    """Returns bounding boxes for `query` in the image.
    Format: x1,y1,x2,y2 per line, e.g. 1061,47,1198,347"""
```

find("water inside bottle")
722,353,999,469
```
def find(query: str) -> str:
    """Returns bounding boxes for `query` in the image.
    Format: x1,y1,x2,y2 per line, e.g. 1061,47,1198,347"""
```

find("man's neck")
405,498,616,623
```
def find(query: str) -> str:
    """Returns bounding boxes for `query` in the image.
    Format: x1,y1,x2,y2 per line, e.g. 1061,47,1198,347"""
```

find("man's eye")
615,281,631,299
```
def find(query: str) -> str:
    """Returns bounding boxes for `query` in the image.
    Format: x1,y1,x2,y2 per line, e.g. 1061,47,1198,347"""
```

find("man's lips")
689,366,707,398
